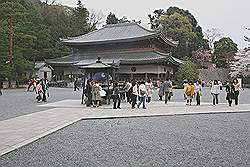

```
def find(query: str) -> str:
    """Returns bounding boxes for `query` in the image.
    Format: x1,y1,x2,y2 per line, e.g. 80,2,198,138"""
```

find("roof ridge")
79,50,155,56
104,22,156,33
62,28,102,41
104,22,139,28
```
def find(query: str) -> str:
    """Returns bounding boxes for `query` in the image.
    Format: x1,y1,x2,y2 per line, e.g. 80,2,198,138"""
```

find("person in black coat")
112,82,121,109
225,81,234,107
85,79,93,107
0,80,3,96
74,78,79,91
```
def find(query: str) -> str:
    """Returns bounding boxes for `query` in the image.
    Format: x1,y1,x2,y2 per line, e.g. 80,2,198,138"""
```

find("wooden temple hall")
46,22,183,82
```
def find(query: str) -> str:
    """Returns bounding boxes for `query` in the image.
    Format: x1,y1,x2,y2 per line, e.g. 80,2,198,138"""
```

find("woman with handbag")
185,81,195,105
232,79,241,105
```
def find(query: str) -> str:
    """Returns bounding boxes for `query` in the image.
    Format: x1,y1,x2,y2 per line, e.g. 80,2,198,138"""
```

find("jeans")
138,96,146,109
212,93,219,105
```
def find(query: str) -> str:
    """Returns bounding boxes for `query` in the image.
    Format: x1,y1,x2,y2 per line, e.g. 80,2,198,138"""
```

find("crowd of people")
182,79,241,106
84,77,241,109
27,78,49,103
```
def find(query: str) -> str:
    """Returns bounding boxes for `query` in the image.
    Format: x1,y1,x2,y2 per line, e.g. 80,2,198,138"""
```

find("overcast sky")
56,0,250,49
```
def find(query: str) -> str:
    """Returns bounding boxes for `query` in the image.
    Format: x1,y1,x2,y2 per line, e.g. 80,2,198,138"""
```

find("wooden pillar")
145,73,148,81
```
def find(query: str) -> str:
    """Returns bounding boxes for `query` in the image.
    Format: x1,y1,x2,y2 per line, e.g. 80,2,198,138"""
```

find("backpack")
140,90,146,96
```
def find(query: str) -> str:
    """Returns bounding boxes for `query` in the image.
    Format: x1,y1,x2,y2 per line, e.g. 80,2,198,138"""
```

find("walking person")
225,81,234,107
27,79,32,91
32,78,37,92
145,79,153,103
195,80,202,105
162,78,172,104
232,79,241,105
124,80,132,103
183,80,188,100
41,79,47,102
85,79,93,107
112,82,121,109
137,81,147,109
185,81,195,105
35,80,43,103
0,80,3,96
131,81,138,109
210,80,221,105
74,78,79,91
158,80,164,101
92,81,101,107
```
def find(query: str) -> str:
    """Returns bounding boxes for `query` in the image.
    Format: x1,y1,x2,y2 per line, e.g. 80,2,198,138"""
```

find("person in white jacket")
137,81,147,109
131,81,138,109
145,79,153,103
210,80,221,105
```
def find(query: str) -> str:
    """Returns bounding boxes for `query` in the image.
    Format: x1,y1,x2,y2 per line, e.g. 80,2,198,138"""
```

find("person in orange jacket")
185,81,195,105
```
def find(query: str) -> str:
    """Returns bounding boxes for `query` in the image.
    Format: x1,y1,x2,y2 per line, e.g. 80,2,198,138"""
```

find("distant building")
35,62,53,81
46,22,182,82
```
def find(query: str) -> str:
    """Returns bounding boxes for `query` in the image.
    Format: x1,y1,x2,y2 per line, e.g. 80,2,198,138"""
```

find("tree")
214,37,238,68
244,27,250,49
0,0,54,85
176,61,199,82
149,7,208,59
87,10,104,31
158,12,196,59
204,28,222,49
71,0,89,36
148,9,165,29
230,50,250,78
106,12,119,24
192,49,213,68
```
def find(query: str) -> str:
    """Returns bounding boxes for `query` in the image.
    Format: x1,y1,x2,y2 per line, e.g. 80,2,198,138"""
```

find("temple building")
46,22,183,82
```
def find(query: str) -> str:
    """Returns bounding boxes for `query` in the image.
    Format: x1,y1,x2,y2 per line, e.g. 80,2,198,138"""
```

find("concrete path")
1,100,249,156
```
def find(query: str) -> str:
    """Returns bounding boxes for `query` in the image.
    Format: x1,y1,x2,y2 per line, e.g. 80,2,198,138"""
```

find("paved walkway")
1,100,249,156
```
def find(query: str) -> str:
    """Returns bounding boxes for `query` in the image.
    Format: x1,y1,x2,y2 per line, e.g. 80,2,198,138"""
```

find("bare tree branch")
88,9,104,31
204,28,223,49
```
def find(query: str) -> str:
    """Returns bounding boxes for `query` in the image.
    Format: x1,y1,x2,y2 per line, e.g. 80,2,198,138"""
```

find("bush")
176,61,199,83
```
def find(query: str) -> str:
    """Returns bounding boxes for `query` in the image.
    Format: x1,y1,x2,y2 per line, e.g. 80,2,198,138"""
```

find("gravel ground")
0,112,249,167
0,87,249,121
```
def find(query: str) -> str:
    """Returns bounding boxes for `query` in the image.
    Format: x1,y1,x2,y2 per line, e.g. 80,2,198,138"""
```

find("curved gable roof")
62,22,178,46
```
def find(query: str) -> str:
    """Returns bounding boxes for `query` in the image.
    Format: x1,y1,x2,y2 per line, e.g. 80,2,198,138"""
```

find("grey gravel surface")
0,112,249,167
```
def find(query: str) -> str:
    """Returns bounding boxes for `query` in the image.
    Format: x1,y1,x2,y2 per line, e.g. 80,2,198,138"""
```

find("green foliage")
0,0,94,83
214,37,238,68
176,61,199,82
106,12,119,24
149,7,209,59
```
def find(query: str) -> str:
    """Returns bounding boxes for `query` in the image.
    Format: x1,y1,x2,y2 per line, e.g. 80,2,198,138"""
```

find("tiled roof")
61,22,178,46
46,50,182,66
